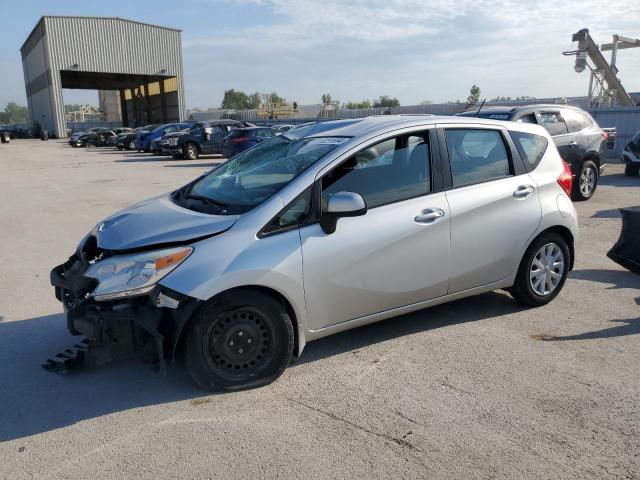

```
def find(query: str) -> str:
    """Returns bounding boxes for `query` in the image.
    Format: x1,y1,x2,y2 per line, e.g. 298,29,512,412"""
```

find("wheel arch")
528,225,575,271
185,140,201,153
173,285,303,361
581,149,601,170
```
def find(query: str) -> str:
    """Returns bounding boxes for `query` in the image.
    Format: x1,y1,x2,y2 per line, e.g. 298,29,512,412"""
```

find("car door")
207,125,226,153
441,125,541,293
299,128,451,331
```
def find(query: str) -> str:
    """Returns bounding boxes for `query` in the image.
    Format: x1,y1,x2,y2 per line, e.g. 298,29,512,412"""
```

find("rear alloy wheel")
625,163,639,177
186,290,293,391
573,160,598,201
183,143,199,160
511,232,570,307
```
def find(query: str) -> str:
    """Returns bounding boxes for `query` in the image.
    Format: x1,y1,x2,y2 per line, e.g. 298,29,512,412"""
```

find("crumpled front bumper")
49,251,201,369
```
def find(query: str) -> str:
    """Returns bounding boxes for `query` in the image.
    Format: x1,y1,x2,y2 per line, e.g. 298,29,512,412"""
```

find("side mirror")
320,191,367,234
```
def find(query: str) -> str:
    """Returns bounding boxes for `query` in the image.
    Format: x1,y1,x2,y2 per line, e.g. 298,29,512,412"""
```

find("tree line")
220,85,482,111
0,103,28,124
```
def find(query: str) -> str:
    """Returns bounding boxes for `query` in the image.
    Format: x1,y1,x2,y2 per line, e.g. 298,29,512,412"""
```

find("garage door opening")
60,71,180,128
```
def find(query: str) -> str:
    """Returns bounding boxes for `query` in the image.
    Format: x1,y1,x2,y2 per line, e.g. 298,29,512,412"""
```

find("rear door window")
510,131,548,171
539,111,569,136
445,129,512,187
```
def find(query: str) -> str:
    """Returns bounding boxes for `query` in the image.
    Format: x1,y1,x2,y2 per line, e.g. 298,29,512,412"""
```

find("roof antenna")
475,99,486,117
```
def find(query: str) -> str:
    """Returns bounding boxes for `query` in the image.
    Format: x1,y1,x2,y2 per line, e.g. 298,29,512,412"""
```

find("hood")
163,131,188,139
95,194,239,251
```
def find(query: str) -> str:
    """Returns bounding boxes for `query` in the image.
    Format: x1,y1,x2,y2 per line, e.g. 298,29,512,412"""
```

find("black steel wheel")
186,290,294,391
204,307,275,380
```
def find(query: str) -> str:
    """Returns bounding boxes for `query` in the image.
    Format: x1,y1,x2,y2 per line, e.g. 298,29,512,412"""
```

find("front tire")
510,232,570,307
572,160,598,201
183,142,199,160
625,163,639,177
186,290,294,391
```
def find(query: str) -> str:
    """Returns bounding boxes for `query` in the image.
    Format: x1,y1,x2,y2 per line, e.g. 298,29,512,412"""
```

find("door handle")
414,208,445,224
569,141,578,147
513,185,535,199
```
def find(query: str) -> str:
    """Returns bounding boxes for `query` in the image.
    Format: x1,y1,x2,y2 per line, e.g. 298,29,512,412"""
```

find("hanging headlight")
85,247,192,301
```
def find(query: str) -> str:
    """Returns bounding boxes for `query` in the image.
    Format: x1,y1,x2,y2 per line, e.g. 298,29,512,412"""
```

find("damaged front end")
48,233,201,375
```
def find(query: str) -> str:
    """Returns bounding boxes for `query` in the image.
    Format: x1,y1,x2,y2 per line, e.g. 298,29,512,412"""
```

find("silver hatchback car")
50,116,578,390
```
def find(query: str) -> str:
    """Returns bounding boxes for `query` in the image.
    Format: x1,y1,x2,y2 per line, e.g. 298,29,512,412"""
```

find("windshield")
177,135,349,214
189,122,204,132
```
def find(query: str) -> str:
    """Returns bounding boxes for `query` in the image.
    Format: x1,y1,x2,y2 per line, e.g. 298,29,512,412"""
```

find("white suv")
50,116,578,390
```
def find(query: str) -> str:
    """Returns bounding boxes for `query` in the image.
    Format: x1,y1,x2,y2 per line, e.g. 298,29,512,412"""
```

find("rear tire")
183,143,199,160
186,290,294,391
572,160,598,201
625,163,639,177
126,139,135,151
510,232,570,307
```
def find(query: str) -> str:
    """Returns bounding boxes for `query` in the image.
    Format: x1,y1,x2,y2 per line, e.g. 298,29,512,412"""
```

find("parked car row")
70,119,283,161
69,127,131,148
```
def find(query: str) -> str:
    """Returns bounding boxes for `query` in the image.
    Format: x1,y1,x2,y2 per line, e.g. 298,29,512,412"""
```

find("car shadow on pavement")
569,268,639,290
293,291,525,367
0,313,203,442
591,208,622,219
114,157,172,163
94,150,144,155
532,317,640,342
164,162,222,168
0,291,523,441
598,173,640,188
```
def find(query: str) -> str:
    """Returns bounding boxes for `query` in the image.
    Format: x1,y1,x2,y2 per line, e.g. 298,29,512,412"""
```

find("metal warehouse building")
21,16,185,138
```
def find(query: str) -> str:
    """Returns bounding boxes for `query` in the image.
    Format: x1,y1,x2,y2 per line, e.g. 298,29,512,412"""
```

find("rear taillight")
232,137,247,144
601,131,609,140
557,159,573,197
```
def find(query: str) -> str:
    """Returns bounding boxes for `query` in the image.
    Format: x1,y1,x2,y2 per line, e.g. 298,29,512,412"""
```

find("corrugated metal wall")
21,16,185,138
590,107,640,159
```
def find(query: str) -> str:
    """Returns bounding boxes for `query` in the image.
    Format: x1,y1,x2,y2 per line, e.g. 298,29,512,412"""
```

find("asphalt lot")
0,139,639,479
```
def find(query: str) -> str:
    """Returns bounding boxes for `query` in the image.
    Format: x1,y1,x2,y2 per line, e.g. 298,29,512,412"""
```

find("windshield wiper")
184,194,229,209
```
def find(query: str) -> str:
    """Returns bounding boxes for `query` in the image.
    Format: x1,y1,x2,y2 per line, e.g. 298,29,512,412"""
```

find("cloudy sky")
2,0,639,109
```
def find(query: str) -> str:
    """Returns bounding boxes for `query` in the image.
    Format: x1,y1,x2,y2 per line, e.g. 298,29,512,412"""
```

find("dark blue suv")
135,123,191,152
164,120,253,159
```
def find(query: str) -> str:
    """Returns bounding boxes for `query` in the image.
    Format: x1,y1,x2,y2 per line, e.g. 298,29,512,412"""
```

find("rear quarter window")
539,112,569,136
562,109,593,133
510,131,548,171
